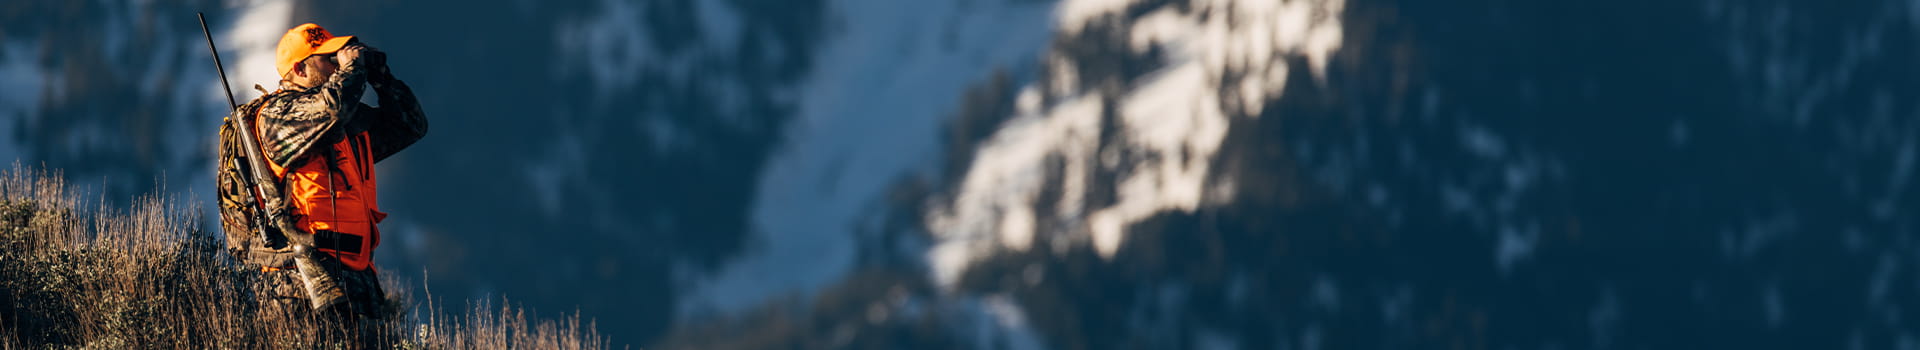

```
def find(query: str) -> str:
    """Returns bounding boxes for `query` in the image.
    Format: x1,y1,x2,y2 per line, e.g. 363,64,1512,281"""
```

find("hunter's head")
275,23,354,88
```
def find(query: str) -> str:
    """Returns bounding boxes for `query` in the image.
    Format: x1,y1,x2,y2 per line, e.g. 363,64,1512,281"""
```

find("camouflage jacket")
217,54,428,267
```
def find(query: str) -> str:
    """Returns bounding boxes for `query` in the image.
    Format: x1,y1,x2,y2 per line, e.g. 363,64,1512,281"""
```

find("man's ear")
292,62,307,78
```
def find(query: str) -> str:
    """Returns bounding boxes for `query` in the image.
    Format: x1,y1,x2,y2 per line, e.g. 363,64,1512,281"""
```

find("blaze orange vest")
264,129,387,271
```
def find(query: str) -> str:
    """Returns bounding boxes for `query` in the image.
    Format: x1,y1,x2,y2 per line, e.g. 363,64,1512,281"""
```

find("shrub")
0,165,604,349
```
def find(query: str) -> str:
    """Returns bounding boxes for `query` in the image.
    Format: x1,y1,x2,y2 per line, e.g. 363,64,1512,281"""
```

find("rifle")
199,12,345,311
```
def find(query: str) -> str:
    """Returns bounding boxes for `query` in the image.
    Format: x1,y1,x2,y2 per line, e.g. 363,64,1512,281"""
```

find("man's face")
292,54,338,88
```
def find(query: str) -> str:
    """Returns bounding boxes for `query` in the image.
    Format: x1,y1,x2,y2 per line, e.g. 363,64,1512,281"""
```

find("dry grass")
0,164,606,349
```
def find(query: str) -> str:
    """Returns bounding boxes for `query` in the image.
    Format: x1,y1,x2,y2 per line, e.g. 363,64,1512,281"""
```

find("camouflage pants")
255,254,397,345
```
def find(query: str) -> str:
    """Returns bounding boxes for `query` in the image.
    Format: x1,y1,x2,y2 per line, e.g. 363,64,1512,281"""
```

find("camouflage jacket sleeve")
353,67,428,162
256,58,370,168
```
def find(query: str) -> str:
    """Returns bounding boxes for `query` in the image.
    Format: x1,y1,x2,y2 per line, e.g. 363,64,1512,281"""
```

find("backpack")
216,95,296,266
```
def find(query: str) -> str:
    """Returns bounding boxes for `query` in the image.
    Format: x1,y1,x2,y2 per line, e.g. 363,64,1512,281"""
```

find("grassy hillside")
0,165,605,349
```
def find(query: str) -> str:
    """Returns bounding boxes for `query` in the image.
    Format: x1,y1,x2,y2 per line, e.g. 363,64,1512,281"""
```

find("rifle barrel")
197,12,239,109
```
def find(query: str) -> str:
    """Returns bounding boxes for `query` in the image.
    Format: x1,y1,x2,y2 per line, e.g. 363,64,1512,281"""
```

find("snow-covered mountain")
721,0,1920,347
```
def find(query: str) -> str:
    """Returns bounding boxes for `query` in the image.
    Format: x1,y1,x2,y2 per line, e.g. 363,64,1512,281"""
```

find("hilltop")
0,165,605,349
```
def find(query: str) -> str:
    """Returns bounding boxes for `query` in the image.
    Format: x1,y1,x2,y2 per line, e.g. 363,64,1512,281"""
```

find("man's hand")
361,46,388,77
334,45,363,68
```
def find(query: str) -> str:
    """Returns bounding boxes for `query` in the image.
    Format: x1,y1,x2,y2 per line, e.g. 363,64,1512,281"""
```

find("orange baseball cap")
275,23,355,77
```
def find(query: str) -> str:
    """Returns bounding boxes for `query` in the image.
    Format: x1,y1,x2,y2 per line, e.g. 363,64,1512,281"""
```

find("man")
216,22,427,322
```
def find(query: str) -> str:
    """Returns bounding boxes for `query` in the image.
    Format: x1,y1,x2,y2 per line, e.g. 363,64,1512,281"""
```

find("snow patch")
524,132,587,217
1309,276,1340,311
221,0,292,98
927,0,1348,287
1459,124,1506,159
1763,283,1786,328
695,0,744,54
679,0,1054,317
959,295,1046,350
932,95,1102,285
553,0,656,97
1494,225,1536,275
1000,203,1036,251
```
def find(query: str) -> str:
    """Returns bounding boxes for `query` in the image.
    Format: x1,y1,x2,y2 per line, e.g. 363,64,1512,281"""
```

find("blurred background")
4,0,1920,348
